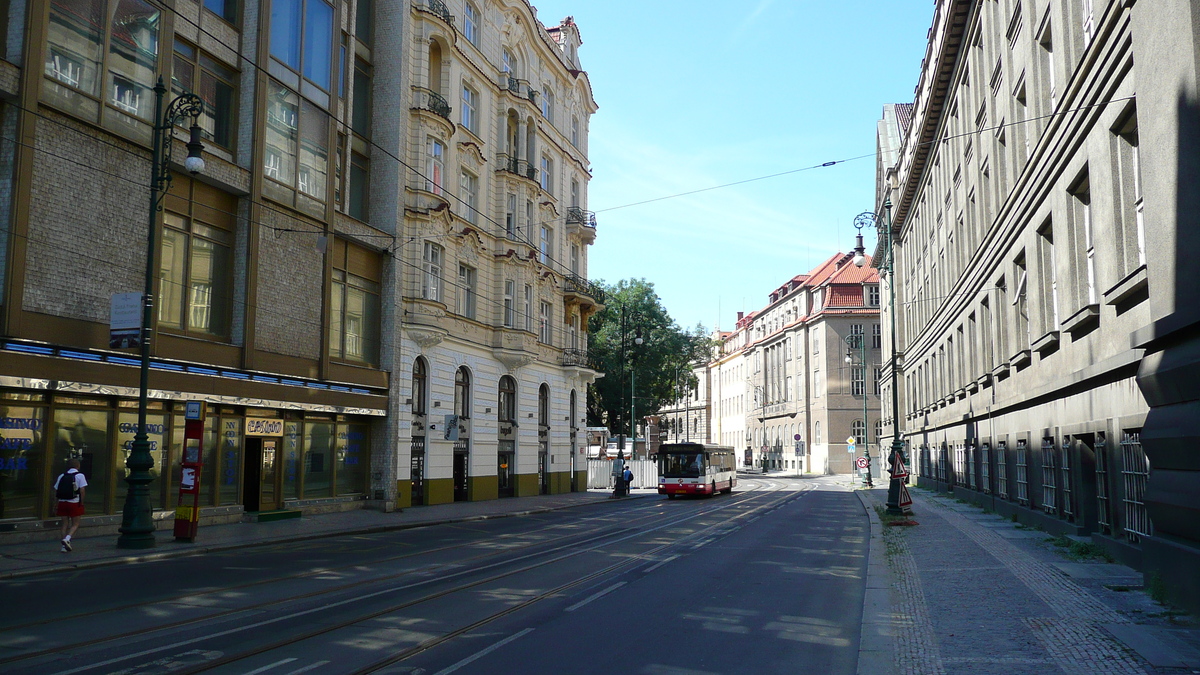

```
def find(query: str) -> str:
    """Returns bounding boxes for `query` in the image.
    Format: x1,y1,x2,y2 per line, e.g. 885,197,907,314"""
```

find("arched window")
498,375,516,423
538,383,550,427
412,357,428,415
454,366,471,419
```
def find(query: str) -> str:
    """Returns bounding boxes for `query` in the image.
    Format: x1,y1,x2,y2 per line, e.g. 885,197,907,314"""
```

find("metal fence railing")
1041,437,1058,515
1016,440,1029,505
1095,434,1111,533
1061,437,1074,521
1121,432,1153,542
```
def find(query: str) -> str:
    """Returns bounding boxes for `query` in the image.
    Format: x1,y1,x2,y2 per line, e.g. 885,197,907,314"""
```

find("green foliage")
1148,572,1169,605
1046,534,1114,562
585,278,714,435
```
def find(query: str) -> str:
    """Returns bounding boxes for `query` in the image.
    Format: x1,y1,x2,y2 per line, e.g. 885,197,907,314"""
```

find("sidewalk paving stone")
855,482,1200,675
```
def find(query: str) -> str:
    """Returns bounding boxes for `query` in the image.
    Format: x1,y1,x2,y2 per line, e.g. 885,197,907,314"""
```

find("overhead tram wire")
32,0,1140,276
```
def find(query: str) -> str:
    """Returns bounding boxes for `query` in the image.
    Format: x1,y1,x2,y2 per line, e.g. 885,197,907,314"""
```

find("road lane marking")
431,628,534,675
240,658,297,675
280,660,330,675
564,581,627,612
643,555,679,573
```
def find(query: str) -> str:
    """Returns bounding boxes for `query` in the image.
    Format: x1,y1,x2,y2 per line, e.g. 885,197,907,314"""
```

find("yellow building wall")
516,473,539,497
395,479,412,508
425,478,454,505
471,475,498,501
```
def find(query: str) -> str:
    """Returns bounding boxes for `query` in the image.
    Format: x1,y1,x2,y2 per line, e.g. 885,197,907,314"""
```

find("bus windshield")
661,452,704,477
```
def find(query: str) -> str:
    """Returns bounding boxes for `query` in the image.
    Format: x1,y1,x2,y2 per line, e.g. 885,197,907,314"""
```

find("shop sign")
244,417,285,437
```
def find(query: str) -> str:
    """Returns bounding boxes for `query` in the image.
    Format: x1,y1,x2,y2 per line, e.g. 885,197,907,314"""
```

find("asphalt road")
0,475,869,675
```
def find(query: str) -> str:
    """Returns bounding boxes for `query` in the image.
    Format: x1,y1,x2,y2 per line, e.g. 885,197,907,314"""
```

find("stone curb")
855,488,897,675
0,494,637,581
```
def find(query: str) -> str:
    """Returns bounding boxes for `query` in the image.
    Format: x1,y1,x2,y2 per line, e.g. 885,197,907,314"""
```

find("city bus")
657,443,737,498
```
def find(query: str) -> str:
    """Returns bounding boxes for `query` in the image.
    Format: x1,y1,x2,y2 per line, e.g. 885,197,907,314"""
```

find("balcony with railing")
497,154,537,182
565,206,598,243
499,74,538,104
563,273,606,310
412,87,451,122
561,348,595,369
415,0,454,25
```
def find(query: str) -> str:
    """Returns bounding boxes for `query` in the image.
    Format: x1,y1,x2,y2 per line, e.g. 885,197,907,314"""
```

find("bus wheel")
666,493,676,500
711,482,717,496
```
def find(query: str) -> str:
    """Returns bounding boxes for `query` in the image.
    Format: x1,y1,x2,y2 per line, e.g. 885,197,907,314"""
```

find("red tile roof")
826,285,864,307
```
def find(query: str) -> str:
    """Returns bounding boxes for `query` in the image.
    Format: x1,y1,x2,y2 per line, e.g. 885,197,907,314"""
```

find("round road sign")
855,456,869,469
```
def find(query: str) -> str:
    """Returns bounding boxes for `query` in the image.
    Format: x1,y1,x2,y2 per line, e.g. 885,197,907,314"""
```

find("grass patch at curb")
1045,534,1114,562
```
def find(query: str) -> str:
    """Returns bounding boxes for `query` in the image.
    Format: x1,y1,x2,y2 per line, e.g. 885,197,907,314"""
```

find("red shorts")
56,501,84,518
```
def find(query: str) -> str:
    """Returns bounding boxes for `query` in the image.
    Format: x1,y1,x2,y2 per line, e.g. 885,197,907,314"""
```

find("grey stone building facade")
877,0,1200,612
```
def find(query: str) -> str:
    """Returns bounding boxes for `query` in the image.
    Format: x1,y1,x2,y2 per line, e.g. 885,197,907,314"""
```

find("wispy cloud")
728,0,776,45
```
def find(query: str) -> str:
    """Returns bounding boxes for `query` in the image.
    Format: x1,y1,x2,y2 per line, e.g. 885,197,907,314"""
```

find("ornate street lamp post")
852,200,910,515
117,78,206,549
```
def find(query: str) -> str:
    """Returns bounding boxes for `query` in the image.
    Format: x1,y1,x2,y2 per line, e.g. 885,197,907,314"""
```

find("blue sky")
528,0,934,331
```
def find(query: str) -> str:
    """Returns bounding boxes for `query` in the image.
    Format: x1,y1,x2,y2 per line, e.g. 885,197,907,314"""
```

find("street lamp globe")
853,251,866,268
184,124,206,175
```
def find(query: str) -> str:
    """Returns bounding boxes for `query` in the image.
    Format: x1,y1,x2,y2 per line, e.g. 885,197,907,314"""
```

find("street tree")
586,278,713,436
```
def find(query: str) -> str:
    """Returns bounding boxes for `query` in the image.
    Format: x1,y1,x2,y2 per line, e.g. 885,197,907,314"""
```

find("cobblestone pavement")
861,485,1199,675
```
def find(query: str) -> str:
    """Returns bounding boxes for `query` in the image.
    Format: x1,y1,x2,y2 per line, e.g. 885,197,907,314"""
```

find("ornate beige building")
398,2,602,505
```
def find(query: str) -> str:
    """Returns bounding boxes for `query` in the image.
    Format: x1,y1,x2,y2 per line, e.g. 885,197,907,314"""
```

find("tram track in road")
208,486,805,675
2,484,798,675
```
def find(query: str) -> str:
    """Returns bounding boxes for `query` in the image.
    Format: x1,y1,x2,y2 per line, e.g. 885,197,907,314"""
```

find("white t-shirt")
54,469,88,503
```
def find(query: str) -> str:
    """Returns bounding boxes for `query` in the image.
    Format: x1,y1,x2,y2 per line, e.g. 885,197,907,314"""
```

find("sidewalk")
0,490,623,580
854,482,1200,675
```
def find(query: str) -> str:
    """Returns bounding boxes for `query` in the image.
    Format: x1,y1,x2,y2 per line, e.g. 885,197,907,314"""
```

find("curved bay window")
498,375,516,425
329,238,381,365
412,357,428,416
159,175,236,339
454,367,471,419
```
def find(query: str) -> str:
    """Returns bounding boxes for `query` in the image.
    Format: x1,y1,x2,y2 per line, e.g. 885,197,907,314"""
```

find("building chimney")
737,311,744,321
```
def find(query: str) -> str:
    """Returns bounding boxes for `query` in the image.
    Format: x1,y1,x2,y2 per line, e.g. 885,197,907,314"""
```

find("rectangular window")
1068,171,1095,307
349,151,369,221
849,323,864,348
457,264,476,319
422,242,443,302
872,324,882,349
463,2,479,45
570,178,579,207
159,175,236,339
1037,221,1059,333
570,244,579,275
851,366,865,396
867,285,880,306
263,80,330,206
540,155,552,193
45,0,162,126
524,284,533,332
503,279,515,328
351,58,371,137
329,238,382,364
539,301,552,344
173,40,237,150
571,116,579,147
874,367,882,395
539,225,553,264
204,0,238,23
542,88,554,123
460,84,477,133
459,169,478,224
1111,110,1144,278
505,193,517,238
355,0,373,45
427,138,444,194
269,0,335,104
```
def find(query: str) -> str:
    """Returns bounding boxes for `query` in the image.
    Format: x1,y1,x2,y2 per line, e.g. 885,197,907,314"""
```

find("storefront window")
284,420,302,499
304,421,334,497
218,417,242,505
0,406,46,520
115,413,166,509
191,416,220,507
335,423,367,495
53,409,111,514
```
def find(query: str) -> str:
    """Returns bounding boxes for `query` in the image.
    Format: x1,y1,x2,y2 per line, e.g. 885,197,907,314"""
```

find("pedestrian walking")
623,465,634,493
54,459,87,552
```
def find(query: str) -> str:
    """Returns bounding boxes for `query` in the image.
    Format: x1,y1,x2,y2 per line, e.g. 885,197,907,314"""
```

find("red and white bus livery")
657,443,737,498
